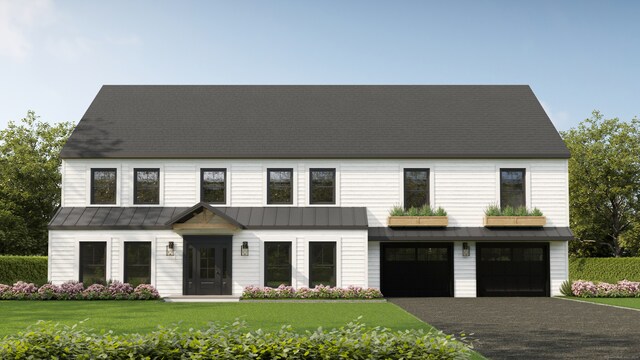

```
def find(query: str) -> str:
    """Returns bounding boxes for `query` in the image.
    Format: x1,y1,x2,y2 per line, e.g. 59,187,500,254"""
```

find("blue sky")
0,0,638,131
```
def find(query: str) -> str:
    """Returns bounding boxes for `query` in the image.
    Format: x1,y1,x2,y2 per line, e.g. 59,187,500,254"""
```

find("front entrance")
381,242,453,297
183,236,232,295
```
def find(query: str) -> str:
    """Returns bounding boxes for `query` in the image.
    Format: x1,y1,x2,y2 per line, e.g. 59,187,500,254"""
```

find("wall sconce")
166,241,175,256
462,242,470,257
241,241,249,256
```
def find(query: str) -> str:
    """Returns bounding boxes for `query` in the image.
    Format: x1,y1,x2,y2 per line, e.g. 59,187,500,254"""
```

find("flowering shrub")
0,281,160,300
571,279,640,298
242,285,384,300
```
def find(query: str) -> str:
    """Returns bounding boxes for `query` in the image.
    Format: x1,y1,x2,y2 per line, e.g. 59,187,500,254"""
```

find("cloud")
0,0,54,61
540,101,570,129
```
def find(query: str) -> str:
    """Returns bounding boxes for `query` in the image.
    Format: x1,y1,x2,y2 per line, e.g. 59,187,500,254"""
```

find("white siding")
111,238,121,281
48,234,76,283
550,241,569,296
62,159,569,227
453,241,477,297
367,241,380,289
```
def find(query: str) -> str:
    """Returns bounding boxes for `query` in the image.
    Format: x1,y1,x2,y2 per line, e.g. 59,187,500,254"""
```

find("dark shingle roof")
60,85,570,159
368,227,574,241
48,206,369,230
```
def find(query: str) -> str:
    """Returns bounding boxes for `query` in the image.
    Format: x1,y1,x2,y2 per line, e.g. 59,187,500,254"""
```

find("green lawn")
568,297,640,310
0,301,432,337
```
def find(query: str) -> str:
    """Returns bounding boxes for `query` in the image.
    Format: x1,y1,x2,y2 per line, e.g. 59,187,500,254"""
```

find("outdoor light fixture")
462,242,470,257
166,241,175,256
241,241,249,256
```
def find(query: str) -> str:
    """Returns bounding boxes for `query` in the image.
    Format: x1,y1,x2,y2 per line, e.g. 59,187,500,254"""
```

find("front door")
183,236,232,295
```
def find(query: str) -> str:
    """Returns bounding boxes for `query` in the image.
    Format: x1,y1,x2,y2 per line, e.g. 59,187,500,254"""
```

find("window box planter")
483,216,546,227
387,216,448,227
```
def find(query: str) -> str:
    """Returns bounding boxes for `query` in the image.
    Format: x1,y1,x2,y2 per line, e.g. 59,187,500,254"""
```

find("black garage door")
381,243,453,297
477,243,549,297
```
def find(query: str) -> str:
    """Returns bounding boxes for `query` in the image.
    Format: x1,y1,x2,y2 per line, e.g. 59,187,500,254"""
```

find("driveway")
390,298,640,360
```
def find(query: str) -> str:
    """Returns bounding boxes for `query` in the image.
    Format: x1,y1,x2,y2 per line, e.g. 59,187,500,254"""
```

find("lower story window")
309,242,336,287
264,242,292,287
124,242,151,287
79,242,106,285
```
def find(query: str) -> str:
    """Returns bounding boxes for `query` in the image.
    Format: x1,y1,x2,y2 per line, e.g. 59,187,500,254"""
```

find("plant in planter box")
388,205,448,227
483,204,545,227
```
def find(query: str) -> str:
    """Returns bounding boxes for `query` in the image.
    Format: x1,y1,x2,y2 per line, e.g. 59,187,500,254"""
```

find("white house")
48,85,572,298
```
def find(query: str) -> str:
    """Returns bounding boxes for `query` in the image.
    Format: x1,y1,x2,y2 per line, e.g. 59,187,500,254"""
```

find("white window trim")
121,239,156,287
196,165,231,206
259,236,297,287
263,165,298,207
76,238,112,284
86,164,122,207
495,164,531,208
399,163,434,209
305,165,341,207
130,165,165,207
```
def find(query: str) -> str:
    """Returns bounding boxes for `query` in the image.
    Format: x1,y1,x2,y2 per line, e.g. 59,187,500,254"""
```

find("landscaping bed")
0,281,160,300
241,285,384,300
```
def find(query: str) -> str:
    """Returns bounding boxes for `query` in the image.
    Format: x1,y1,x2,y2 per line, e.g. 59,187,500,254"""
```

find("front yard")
0,301,431,337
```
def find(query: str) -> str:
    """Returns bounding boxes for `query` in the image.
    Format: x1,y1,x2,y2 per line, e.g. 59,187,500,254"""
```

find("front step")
163,295,240,303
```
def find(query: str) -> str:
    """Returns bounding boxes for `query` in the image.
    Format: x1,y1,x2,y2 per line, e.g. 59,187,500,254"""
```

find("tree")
0,111,74,255
562,111,640,257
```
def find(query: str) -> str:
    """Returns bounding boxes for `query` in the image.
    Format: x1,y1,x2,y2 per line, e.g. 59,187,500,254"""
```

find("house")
48,85,572,298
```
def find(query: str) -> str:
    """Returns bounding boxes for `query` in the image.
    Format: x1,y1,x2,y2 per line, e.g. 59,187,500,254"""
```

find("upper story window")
404,169,429,209
134,168,160,205
500,168,526,208
309,168,336,204
201,169,226,204
267,168,293,204
91,168,117,205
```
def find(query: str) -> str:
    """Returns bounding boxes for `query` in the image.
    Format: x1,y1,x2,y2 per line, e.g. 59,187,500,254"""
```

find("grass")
567,297,640,310
0,301,432,337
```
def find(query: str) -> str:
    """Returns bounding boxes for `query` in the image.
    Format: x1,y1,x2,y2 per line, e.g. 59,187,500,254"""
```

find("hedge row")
569,257,640,283
0,320,472,359
0,256,47,286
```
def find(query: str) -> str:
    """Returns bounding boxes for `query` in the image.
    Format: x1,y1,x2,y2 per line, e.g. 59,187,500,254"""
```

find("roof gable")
61,85,570,159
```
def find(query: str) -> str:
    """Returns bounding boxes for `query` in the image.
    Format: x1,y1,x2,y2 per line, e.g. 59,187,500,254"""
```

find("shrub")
0,281,160,300
569,257,640,283
559,280,573,296
0,319,473,359
388,205,448,216
0,256,48,285
241,285,384,300
484,204,543,216
571,280,640,298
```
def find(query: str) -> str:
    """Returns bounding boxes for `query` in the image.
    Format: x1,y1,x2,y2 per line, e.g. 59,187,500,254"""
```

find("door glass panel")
200,248,215,279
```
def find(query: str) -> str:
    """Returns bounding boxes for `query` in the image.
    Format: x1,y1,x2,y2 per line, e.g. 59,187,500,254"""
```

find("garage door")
477,243,549,297
381,243,453,297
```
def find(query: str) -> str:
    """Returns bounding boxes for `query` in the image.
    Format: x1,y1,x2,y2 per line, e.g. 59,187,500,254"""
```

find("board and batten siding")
49,229,367,297
61,159,569,228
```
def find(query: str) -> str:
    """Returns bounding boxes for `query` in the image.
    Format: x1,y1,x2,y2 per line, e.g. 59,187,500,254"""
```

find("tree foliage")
562,111,640,257
0,111,74,255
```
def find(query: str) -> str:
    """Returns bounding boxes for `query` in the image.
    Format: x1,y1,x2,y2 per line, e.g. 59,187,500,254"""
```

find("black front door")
381,242,453,297
183,236,232,295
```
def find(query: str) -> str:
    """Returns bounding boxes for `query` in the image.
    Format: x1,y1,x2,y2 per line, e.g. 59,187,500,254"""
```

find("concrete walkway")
391,297,640,360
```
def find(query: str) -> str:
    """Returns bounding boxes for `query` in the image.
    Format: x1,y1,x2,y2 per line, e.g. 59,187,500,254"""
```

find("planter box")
483,216,546,227
387,216,448,227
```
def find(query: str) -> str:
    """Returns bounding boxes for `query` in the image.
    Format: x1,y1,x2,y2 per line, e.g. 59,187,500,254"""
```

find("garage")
381,243,453,297
477,243,549,297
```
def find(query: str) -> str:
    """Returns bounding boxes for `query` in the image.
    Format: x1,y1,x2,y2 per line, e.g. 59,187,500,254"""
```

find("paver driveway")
391,298,640,360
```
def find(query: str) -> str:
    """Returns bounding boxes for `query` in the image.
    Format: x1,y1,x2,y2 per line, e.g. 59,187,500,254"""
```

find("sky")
0,0,638,132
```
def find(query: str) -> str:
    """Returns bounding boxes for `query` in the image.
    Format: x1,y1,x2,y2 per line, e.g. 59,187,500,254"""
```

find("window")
201,169,226,204
91,168,117,204
500,169,525,209
309,242,336,287
404,169,429,209
134,168,160,205
309,168,336,204
267,168,293,204
264,242,292,287
79,242,106,285
124,242,151,287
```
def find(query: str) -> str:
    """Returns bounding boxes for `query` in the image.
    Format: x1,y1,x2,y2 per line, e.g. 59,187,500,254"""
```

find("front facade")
48,85,572,297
